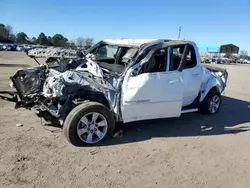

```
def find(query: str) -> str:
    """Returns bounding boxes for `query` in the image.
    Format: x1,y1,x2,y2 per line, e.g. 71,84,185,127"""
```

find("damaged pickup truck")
0,39,228,146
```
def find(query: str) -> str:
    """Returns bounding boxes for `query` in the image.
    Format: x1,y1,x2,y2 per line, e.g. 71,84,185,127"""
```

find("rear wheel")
199,90,221,114
63,102,115,146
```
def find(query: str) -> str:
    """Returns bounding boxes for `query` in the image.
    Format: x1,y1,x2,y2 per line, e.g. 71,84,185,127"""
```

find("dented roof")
102,39,161,47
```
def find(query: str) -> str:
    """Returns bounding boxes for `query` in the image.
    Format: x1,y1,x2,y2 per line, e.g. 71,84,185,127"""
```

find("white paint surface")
121,70,183,123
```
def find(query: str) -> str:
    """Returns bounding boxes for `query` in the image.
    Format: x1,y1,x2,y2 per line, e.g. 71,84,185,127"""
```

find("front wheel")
199,90,221,114
63,102,115,146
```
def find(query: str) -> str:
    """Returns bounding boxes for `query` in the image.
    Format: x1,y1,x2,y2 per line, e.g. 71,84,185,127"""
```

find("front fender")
200,77,222,102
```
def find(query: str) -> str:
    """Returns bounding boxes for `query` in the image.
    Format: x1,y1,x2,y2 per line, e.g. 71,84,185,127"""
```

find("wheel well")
95,94,111,109
81,91,111,110
200,86,220,103
209,86,220,94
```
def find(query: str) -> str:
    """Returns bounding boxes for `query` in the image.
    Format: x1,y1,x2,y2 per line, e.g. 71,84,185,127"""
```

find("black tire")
199,89,221,115
63,102,115,146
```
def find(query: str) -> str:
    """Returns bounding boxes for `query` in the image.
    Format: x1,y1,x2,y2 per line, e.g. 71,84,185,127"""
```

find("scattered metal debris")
90,150,99,155
16,123,23,127
27,47,79,59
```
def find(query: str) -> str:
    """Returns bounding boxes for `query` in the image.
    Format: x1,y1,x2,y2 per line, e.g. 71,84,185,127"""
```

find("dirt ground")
0,51,250,188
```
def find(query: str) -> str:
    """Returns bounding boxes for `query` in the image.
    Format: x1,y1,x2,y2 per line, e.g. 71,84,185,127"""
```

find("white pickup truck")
0,39,228,146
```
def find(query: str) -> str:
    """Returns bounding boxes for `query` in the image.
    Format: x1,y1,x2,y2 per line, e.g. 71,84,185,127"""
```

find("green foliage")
17,32,28,43
51,34,68,46
0,23,94,48
36,32,52,45
0,23,15,43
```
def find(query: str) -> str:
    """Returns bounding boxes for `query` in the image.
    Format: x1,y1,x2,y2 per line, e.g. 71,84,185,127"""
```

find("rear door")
169,44,202,106
121,47,183,123
181,45,202,106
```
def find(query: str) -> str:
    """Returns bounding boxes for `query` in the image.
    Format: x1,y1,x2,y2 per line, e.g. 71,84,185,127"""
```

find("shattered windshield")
95,44,118,58
88,43,138,74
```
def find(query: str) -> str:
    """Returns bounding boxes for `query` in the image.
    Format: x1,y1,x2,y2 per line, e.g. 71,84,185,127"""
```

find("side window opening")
117,48,138,66
169,45,185,71
169,44,197,71
184,45,197,69
139,49,166,74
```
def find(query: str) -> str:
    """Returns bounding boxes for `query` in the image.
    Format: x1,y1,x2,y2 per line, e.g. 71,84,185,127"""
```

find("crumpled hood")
43,58,118,101
75,58,104,78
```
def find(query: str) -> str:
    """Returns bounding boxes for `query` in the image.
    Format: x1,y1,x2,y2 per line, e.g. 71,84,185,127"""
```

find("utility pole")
178,26,182,39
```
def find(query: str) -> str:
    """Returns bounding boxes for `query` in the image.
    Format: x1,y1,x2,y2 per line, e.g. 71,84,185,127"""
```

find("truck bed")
202,64,228,92
202,64,227,73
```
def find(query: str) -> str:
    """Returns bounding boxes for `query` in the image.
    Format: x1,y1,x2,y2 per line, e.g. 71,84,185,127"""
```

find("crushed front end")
1,59,119,126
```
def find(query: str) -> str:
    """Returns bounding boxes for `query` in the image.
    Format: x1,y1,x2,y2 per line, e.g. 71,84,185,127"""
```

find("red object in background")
226,59,231,64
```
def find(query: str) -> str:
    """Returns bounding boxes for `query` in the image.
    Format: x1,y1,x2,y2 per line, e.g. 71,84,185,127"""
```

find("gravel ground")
0,51,250,188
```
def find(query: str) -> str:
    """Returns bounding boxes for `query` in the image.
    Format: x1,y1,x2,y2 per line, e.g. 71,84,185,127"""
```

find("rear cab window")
169,44,197,71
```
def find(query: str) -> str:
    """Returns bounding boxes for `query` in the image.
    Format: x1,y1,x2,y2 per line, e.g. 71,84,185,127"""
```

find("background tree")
75,37,94,49
0,22,96,48
0,23,15,43
68,40,76,48
84,37,94,48
30,37,37,44
10,34,17,43
5,25,13,36
75,37,85,48
36,32,51,45
224,53,233,59
16,32,28,43
51,34,68,47
47,36,52,45
239,49,249,59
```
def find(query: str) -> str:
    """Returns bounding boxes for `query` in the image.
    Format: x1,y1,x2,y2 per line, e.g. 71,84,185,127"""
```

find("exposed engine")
9,58,119,125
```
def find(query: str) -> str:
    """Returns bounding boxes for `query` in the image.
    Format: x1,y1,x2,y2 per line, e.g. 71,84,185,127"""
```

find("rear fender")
200,77,222,102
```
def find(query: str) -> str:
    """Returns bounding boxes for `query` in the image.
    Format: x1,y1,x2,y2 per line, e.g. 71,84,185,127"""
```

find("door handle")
192,73,200,77
168,79,179,84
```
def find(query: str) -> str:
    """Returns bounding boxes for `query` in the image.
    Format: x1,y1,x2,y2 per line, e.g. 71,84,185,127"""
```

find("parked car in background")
205,58,211,64
217,58,222,64
225,59,230,64
242,59,248,64
201,57,205,63
230,60,236,64
1,44,16,51
16,45,25,52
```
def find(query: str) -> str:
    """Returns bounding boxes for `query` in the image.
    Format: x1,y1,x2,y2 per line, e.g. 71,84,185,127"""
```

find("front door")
121,48,183,123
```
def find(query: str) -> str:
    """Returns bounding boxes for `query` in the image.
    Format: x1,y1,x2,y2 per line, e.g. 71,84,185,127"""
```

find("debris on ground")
82,167,87,171
113,130,123,138
16,123,23,127
90,150,99,155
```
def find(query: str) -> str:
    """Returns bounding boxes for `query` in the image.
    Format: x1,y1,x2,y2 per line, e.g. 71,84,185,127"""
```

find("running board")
181,108,198,114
